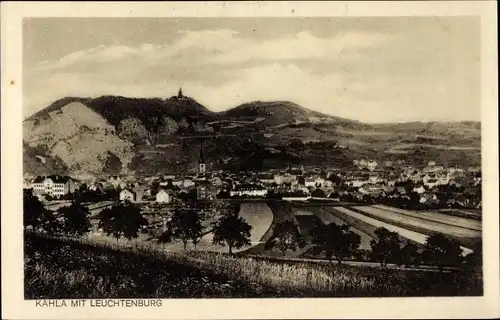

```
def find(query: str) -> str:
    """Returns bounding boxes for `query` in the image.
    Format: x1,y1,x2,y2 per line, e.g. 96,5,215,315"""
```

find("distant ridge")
23,94,481,178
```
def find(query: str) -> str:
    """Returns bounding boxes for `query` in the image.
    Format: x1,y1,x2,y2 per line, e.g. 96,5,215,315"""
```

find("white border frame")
1,2,498,319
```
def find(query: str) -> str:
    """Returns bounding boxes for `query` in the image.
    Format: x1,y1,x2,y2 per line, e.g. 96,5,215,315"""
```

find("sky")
23,17,480,123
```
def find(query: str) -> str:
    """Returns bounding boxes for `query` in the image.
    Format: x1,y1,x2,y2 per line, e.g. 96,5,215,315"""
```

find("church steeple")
178,87,184,99
198,142,206,175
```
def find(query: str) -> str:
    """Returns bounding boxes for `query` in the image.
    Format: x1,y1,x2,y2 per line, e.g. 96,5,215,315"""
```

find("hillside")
23,95,482,177
27,95,215,131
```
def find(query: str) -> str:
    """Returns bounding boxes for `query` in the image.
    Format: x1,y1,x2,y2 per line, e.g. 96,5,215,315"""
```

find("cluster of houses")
25,142,481,209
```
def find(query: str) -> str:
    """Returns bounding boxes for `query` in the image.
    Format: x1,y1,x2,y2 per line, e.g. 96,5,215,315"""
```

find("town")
25,142,482,210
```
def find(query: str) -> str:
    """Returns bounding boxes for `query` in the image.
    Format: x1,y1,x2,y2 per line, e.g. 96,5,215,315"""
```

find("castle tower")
198,142,206,175
178,87,184,99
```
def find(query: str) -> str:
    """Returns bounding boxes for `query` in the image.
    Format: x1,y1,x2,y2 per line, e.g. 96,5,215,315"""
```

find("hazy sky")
23,17,480,123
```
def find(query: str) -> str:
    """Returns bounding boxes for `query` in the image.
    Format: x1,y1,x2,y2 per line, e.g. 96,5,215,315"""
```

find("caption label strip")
35,299,163,307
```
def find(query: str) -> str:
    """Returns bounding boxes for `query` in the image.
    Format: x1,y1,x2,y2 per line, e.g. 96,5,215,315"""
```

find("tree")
39,210,61,235
178,189,197,202
370,227,401,267
157,228,173,248
311,222,361,264
422,233,463,272
58,202,91,236
311,188,326,198
212,212,252,254
98,201,149,241
399,241,421,267
464,241,482,267
165,207,203,250
23,189,45,229
265,220,305,256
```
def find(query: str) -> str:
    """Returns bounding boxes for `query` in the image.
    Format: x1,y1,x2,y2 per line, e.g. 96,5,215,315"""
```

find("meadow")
25,233,483,299
349,206,479,250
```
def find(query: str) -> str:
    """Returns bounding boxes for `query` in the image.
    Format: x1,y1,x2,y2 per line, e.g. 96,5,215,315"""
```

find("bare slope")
23,102,134,175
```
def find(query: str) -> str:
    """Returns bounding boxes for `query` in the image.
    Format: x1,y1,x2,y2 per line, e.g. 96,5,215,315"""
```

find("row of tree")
24,190,479,270
24,190,254,254
24,189,149,240
263,219,479,271
157,203,252,254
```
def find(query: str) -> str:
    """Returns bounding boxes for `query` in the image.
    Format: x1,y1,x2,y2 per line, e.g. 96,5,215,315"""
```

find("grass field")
244,202,309,257
24,233,276,299
350,206,478,251
373,205,481,231
238,203,274,245
298,206,374,250
25,233,483,298
332,207,436,248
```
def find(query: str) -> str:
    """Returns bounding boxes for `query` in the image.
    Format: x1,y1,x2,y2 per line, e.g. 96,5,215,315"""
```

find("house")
423,174,436,184
419,192,438,204
156,189,171,203
274,173,294,185
358,159,368,168
424,178,439,189
347,176,366,188
359,183,382,195
396,187,407,195
413,185,426,194
171,177,195,188
368,174,380,184
120,189,136,202
197,180,213,200
304,177,316,188
258,173,275,185
31,175,78,197
230,184,268,197
108,176,123,188
210,176,223,186
367,160,378,171
322,179,333,188
437,173,450,185
387,179,397,187
313,176,326,186
89,182,104,191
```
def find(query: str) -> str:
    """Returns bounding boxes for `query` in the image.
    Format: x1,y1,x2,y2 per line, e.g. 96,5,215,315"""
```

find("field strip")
455,210,482,218
291,207,316,216
334,207,473,255
355,206,480,238
438,209,482,221
372,205,481,231
312,207,374,250
239,203,274,243
201,203,274,253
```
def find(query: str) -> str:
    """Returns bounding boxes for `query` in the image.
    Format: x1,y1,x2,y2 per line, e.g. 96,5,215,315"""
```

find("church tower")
178,87,184,99
198,142,206,175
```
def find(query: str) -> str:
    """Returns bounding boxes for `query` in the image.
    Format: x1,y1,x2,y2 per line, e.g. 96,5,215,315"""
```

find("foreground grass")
24,233,281,299
25,233,482,299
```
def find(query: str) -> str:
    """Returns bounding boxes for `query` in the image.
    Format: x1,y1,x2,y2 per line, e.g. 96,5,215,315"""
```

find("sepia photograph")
2,1,499,319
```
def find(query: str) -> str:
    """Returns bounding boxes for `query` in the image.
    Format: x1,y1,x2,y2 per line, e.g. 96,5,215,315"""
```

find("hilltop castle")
172,87,189,100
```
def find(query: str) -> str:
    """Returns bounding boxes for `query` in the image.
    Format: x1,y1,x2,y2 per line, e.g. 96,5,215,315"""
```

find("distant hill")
221,100,360,128
23,94,482,178
27,95,215,131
